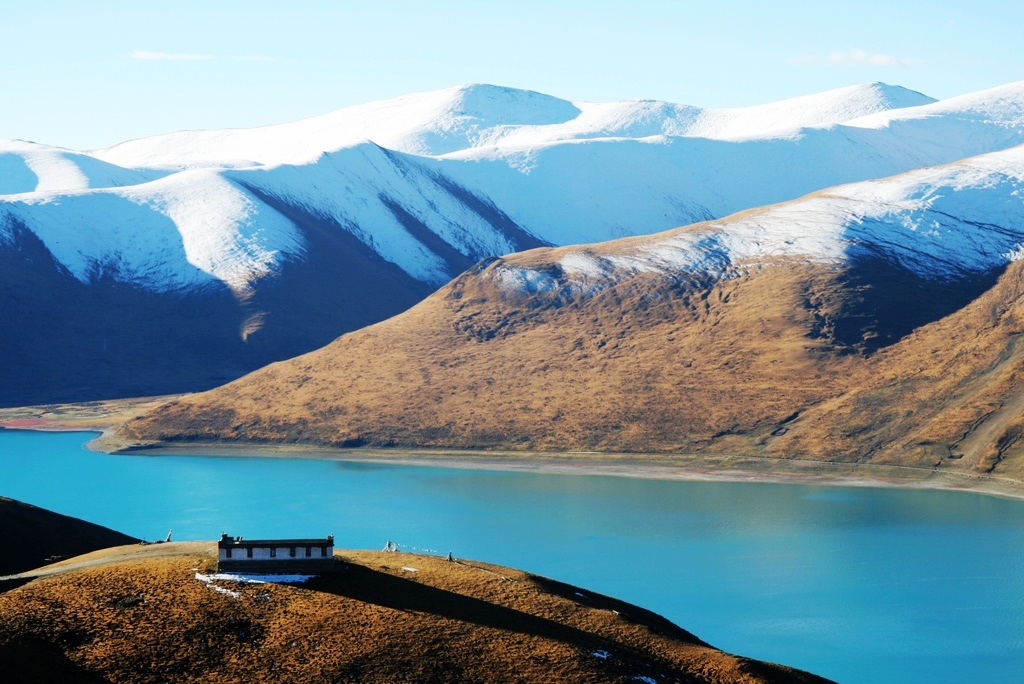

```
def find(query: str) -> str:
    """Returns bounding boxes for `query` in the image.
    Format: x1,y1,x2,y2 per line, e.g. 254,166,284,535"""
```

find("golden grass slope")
0,543,829,684
122,238,1024,486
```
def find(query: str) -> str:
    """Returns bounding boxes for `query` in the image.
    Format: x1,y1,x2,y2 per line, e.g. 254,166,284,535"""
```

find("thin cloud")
790,49,926,67
130,51,272,62
132,50,213,61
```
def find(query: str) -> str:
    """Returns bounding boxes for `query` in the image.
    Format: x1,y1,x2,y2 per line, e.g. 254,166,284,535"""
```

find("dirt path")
0,541,212,583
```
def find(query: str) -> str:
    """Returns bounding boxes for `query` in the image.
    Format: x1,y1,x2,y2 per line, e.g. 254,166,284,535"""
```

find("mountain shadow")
0,220,251,406
804,249,1006,353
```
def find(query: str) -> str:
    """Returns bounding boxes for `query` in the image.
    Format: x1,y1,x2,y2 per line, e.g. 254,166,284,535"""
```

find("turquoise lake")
2,430,1023,683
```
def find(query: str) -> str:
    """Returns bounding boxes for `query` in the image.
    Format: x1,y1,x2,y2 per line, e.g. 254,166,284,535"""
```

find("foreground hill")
7,81,1024,405
0,497,139,576
0,543,828,684
123,145,1024,483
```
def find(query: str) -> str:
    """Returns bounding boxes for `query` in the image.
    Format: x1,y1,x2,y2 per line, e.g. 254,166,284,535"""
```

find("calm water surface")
2,430,1023,683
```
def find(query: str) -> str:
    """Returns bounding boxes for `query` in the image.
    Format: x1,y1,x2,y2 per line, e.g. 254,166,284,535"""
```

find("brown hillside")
0,543,829,684
122,236,1024,483
0,497,139,576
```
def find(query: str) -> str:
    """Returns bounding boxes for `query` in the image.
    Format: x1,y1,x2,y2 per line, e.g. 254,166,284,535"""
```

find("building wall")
218,545,332,562
217,545,335,573
218,557,335,573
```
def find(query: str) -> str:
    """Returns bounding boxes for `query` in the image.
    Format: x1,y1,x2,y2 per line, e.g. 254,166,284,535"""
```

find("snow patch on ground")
195,572,241,598
194,571,314,598
202,572,315,584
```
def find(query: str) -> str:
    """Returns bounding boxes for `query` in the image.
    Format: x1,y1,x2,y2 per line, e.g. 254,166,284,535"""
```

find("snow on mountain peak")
846,80,1024,131
93,84,581,169
10,80,1024,299
440,83,581,126
861,82,936,109
678,82,936,141
92,81,938,170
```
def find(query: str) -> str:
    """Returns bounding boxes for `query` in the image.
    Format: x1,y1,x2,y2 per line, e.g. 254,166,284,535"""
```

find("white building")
217,533,335,573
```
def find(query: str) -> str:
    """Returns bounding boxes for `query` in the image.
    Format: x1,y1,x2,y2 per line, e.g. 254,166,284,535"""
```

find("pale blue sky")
3,0,1022,150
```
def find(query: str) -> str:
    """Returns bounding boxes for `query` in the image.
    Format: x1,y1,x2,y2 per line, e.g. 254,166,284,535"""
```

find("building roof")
218,534,333,549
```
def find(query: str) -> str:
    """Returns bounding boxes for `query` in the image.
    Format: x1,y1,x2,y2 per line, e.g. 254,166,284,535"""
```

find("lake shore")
102,438,1024,501
4,396,1023,500
0,395,185,433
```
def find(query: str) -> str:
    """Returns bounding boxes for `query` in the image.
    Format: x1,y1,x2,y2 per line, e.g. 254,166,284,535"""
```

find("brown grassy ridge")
120,233,1024,487
118,254,849,450
0,543,830,684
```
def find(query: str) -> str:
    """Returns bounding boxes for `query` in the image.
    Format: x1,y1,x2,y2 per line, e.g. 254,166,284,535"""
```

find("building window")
306,547,312,557
225,548,232,558
289,547,296,558
247,548,253,558
270,547,276,558
321,546,327,557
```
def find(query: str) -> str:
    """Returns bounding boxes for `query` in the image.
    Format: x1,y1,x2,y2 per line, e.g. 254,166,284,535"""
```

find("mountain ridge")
119,146,1024,484
90,81,935,169
6,81,1024,404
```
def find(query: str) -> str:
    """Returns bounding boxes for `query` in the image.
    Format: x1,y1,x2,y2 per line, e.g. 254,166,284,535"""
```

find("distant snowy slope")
0,142,542,292
94,85,583,169
439,116,1024,247
489,144,1024,299
1,170,303,291
8,81,1024,292
228,143,539,285
492,82,934,147
685,82,934,139
844,81,1024,159
94,82,931,169
0,140,168,194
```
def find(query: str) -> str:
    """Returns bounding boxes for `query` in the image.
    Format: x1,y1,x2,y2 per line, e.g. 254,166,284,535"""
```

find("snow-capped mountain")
93,82,934,168
5,81,1024,404
7,81,1024,294
125,145,1024,485
494,143,1024,298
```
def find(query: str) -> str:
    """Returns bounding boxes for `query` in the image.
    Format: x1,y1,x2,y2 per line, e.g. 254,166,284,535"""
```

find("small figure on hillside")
164,529,173,543
383,540,396,552
446,551,454,562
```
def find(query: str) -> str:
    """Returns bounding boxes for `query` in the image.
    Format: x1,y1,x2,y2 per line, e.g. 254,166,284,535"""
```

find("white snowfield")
493,144,1024,297
93,82,935,168
3,81,1024,293
0,140,168,194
